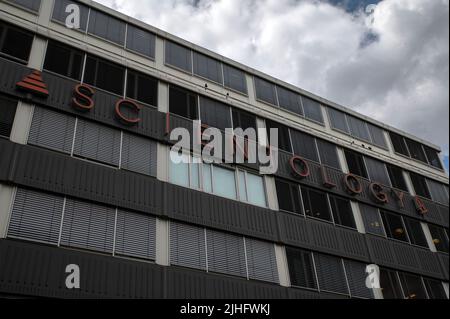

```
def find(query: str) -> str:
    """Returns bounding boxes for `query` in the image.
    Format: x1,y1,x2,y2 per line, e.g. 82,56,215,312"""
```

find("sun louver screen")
344,260,374,299
121,133,157,176
314,253,349,295
170,222,206,271
245,238,279,283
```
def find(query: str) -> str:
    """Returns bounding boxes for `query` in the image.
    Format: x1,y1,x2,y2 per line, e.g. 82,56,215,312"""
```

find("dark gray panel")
6,0,41,12
169,222,206,271
121,132,157,176
314,253,349,295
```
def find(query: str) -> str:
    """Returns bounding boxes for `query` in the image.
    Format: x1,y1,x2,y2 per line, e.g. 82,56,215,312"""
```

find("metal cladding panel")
0,138,16,181
278,213,311,248
438,253,449,280
414,249,446,279
287,288,321,299
366,235,397,268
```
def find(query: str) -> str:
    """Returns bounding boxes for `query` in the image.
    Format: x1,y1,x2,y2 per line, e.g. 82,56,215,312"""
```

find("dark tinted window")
423,146,443,169
386,164,408,192
423,278,447,299
275,179,302,215
403,218,428,248
344,150,368,179
276,86,303,116
409,172,431,199
347,115,371,141
365,157,391,186
223,64,247,94
126,70,158,106
380,268,403,299
398,273,427,299
165,40,192,73
428,224,449,253
405,139,427,163
266,120,291,153
390,132,409,157
126,25,155,58
52,0,89,30
427,179,449,205
359,204,385,236
84,55,125,95
317,139,340,170
286,248,317,289
329,195,356,229
255,77,277,105
88,10,125,45
302,187,332,222
302,96,324,124
7,0,40,12
328,108,349,133
381,211,408,242
200,96,231,130
169,86,198,120
44,40,83,80
232,109,256,131
0,95,17,138
193,52,222,84
367,123,387,149
0,22,33,62
290,130,319,162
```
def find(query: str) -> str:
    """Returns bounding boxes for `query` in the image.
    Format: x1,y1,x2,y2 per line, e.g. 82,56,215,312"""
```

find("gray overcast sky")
95,0,449,167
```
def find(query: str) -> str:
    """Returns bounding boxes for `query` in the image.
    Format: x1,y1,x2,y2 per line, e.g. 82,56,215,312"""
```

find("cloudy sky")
95,0,449,170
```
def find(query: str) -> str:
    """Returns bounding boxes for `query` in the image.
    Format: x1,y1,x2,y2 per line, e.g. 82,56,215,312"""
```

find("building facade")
0,0,448,299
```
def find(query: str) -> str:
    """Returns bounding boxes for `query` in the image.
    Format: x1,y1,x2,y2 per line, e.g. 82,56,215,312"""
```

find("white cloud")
95,0,449,156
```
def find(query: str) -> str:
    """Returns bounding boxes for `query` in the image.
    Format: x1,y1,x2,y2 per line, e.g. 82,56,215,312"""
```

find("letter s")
72,84,95,112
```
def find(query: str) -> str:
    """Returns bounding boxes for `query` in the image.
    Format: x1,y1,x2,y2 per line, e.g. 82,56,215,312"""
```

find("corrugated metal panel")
414,249,445,279
121,133,157,176
73,119,121,166
206,229,247,278
169,222,206,271
0,139,17,181
8,188,63,245
438,253,449,280
343,260,374,299
338,228,370,261
366,235,396,266
391,241,420,271
314,253,349,295
307,220,341,253
245,238,279,284
60,199,115,253
114,210,156,260
28,107,76,154
279,214,311,247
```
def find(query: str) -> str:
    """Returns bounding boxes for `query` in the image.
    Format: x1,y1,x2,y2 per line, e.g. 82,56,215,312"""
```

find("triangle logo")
16,70,49,97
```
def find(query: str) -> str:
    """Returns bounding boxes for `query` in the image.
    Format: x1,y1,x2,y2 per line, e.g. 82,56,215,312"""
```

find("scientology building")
0,0,448,299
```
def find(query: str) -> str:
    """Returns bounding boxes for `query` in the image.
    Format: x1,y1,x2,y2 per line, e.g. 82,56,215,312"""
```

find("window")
126,70,158,106
170,222,207,270
193,52,222,84
380,268,404,299
359,204,385,236
301,96,324,124
403,218,428,248
423,278,448,299
381,211,408,242
275,179,302,215
232,109,257,132
423,146,443,169
266,120,292,153
398,273,427,299
314,254,349,295
88,9,125,45
126,24,155,58
316,139,341,170
347,115,371,141
344,260,375,299
329,195,356,229
169,152,190,188
405,139,427,163
28,107,76,153
0,95,18,138
121,133,157,176
276,86,303,116
290,130,319,162
286,248,317,289
428,224,449,253
255,77,277,105
241,172,267,207
52,0,89,30
389,132,409,157
245,238,279,283
8,188,64,245
301,187,332,222
169,86,198,120
328,108,349,134
44,40,84,80
213,166,237,200
367,123,387,149
165,40,192,73
365,157,391,186
427,179,449,205
386,164,408,192
6,0,41,12
223,64,247,94
344,149,368,179
73,119,122,166
84,55,125,95
200,96,231,130
0,22,34,62
409,172,431,199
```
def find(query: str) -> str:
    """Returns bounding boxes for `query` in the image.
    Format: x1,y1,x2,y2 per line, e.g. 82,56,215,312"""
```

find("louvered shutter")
314,254,349,295
285,248,318,289
170,222,206,270
8,188,63,244
344,260,374,299
121,133,157,176
206,230,247,278
365,157,391,187
245,238,279,283
114,210,156,260
73,119,121,166
28,107,76,154
60,199,115,253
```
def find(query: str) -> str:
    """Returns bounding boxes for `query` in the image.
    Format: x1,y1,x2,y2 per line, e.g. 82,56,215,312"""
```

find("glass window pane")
381,211,408,242
329,195,356,229
126,24,155,58
84,55,125,95
0,95,18,138
169,86,198,120
275,179,302,215
409,172,431,199
347,116,371,141
290,129,319,162
126,70,158,106
246,173,266,207
359,204,385,236
302,187,332,222
328,108,349,134
398,273,427,299
428,224,449,253
238,171,247,202
286,248,317,289
7,0,41,12
200,96,231,130
386,164,408,192
423,278,447,299
193,52,222,84
191,160,200,189
223,64,247,94
403,218,428,248
52,0,89,30
202,163,212,193
380,268,404,299
367,123,387,149
169,151,190,188
389,132,410,157
88,9,125,45
423,146,443,169
365,157,391,186
345,149,368,179
0,23,34,62
213,166,237,200
302,96,324,124
427,179,449,205
44,40,83,80
266,120,292,153
232,109,257,131
277,86,303,116
255,77,277,105
317,139,341,170
406,139,428,163
165,40,192,73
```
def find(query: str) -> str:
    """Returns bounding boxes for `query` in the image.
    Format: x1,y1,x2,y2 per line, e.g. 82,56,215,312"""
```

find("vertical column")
274,245,290,287
421,222,438,252
157,144,170,182
402,171,416,196
264,176,279,211
246,74,256,105
337,147,349,173
0,184,15,239
320,104,331,130
27,37,47,70
155,36,165,70
10,101,34,145
158,82,169,113
350,201,366,234
155,218,170,266
37,0,54,26
383,130,395,154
